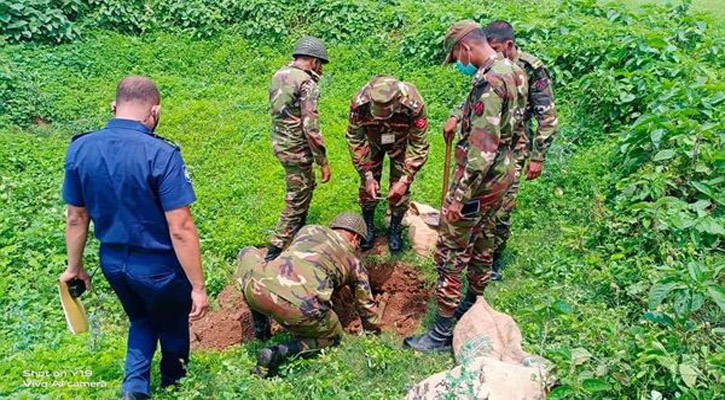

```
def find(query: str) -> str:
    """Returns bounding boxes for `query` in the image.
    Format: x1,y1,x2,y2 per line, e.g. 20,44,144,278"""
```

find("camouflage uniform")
346,76,429,217
490,51,558,253
435,54,528,317
237,225,380,350
269,64,328,249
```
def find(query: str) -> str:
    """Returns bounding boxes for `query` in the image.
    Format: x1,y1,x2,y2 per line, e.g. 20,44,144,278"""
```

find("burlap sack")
453,296,529,364
404,356,550,400
405,202,440,257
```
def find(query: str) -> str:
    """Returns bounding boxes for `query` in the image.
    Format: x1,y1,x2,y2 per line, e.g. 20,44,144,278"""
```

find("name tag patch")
381,133,395,145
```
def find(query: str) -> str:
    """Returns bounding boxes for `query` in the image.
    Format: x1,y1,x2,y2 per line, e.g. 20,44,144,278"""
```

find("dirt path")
190,259,430,351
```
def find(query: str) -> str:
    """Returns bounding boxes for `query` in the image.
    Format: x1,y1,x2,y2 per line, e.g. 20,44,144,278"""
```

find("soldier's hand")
365,178,379,199
320,163,331,183
526,160,543,180
387,180,408,205
189,287,209,322
59,265,91,292
443,116,458,143
444,200,464,222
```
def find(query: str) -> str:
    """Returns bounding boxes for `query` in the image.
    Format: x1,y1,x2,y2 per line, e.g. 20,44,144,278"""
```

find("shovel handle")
440,137,453,208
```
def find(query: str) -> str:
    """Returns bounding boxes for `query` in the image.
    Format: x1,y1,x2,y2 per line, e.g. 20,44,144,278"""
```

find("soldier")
59,76,209,399
266,36,332,261
482,20,558,281
404,21,527,352
236,212,386,377
346,75,430,253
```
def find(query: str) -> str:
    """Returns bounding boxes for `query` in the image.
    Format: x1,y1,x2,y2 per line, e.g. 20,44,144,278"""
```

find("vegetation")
0,0,722,398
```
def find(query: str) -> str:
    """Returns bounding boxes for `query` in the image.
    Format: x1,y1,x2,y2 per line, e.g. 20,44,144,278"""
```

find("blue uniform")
62,118,196,395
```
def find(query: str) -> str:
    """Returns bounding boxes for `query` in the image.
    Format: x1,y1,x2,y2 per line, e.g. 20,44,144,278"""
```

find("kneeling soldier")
346,76,429,253
236,212,384,377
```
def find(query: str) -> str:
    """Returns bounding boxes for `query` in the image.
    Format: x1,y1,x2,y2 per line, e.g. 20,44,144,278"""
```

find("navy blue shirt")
62,118,196,252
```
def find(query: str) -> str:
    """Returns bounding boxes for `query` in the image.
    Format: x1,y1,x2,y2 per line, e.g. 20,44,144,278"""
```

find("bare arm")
59,205,91,287
166,206,208,320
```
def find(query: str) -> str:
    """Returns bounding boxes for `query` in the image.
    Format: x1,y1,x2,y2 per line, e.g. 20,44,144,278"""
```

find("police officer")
59,76,209,400
236,212,385,377
266,36,332,261
346,76,430,253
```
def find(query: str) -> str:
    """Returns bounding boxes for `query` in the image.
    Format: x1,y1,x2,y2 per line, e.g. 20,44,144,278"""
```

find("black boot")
265,244,282,262
453,290,478,321
361,207,376,250
252,339,303,378
491,247,504,281
388,214,404,253
403,314,453,352
251,309,272,341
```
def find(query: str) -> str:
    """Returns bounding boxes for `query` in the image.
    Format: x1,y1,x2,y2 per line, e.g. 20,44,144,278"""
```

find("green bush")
0,0,83,43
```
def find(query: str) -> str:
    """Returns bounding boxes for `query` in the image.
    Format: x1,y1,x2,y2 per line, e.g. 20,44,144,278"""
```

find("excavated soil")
190,260,430,350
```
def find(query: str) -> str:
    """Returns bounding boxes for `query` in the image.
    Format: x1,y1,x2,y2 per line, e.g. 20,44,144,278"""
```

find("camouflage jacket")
515,51,558,162
451,54,528,204
269,64,328,167
266,225,381,329
346,77,429,185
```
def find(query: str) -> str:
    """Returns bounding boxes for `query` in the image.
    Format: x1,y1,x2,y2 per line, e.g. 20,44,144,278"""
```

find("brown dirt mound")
190,261,430,350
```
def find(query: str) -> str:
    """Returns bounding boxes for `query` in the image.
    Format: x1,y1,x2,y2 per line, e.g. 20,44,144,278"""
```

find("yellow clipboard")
58,281,89,334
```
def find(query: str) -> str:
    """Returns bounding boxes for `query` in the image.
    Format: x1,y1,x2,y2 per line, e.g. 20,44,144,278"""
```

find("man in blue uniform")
58,76,209,400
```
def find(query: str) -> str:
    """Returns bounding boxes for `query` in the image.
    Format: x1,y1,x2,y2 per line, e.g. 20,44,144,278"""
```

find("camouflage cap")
369,76,400,120
330,212,368,239
293,36,330,64
443,20,480,65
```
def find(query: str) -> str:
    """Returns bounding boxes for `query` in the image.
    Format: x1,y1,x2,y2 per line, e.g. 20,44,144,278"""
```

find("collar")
472,53,501,84
106,118,152,135
287,62,321,83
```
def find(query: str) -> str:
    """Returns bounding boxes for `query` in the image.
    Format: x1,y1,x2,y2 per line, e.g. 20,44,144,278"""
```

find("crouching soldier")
346,76,429,253
236,212,385,377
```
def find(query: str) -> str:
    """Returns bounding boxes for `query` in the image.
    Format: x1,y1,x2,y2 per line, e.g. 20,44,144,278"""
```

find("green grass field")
0,0,723,399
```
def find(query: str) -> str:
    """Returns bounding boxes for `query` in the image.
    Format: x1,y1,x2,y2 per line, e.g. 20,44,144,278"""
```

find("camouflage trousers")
236,247,342,350
433,156,515,317
359,145,410,217
489,136,529,255
270,163,316,249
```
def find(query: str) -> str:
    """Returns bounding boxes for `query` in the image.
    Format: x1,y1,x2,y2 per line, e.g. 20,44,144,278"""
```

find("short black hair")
115,76,160,105
484,20,515,44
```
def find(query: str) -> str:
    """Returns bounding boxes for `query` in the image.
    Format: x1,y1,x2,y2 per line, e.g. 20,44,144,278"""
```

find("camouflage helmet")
293,36,330,64
369,75,400,120
330,212,367,239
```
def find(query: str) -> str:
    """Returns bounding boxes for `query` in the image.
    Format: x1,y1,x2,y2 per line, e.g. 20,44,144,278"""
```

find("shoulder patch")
151,133,180,149
399,83,424,115
71,131,94,142
519,51,544,70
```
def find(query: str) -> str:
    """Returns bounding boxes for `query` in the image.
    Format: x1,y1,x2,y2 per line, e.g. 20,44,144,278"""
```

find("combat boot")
250,309,272,341
252,339,303,378
361,207,376,250
403,314,453,352
453,290,478,320
265,244,282,262
388,214,404,253
491,248,504,281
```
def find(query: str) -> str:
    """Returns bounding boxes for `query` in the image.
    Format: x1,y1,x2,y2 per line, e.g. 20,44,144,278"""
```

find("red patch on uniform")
534,78,549,91
414,117,428,130
474,101,484,115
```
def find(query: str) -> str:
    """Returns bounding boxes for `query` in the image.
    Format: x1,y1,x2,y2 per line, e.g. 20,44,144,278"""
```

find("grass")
0,0,722,398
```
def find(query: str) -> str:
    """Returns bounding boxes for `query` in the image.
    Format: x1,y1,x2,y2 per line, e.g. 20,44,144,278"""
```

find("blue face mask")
456,61,477,76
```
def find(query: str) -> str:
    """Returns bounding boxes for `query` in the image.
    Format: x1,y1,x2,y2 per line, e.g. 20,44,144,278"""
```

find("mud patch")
331,261,429,337
190,284,254,351
190,261,430,350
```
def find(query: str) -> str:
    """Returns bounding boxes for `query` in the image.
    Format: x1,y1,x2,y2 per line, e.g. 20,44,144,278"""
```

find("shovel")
431,135,454,228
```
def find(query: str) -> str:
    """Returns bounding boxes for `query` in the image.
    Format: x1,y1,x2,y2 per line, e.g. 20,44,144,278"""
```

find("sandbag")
404,202,440,257
453,296,529,364
404,356,550,400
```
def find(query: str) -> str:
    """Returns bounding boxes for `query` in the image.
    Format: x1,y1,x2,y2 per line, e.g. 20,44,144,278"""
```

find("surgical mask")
456,61,477,76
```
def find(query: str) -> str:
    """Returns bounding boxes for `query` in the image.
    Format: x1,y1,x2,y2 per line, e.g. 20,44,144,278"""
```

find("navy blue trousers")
101,244,192,395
